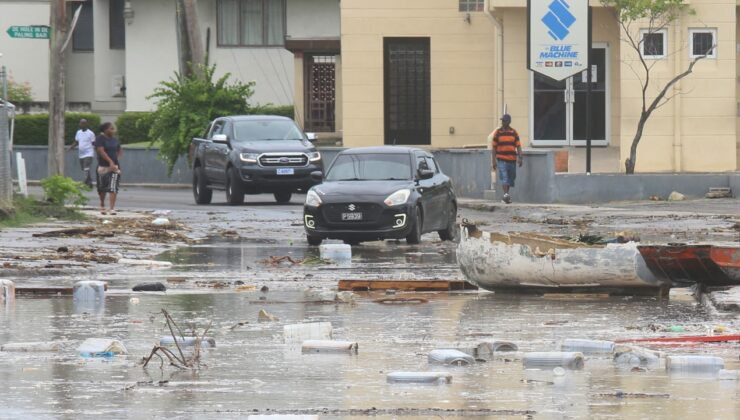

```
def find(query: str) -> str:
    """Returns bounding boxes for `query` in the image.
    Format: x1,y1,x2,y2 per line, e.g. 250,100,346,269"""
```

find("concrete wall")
286,0,340,39
340,0,499,148
0,1,51,102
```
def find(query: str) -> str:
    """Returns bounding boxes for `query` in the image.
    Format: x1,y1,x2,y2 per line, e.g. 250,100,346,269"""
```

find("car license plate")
341,212,363,221
276,168,294,175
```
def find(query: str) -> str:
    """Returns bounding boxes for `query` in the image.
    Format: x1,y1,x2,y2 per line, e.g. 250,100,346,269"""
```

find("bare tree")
602,0,713,174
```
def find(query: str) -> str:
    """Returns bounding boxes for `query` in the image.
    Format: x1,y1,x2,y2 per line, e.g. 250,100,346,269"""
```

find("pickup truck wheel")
307,235,322,246
274,191,292,204
225,167,244,205
192,166,212,204
405,207,422,245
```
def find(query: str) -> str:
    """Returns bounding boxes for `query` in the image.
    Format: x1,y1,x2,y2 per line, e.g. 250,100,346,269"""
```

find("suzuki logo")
542,0,576,41
347,204,356,211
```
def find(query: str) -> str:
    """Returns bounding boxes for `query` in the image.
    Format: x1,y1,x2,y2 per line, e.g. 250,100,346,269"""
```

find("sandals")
100,208,107,215
109,210,117,215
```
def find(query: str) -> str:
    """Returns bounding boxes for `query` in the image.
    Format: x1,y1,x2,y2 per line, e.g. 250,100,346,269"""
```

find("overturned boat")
457,224,670,294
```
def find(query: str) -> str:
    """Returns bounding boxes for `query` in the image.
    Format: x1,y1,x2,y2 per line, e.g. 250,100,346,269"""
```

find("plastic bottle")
666,356,724,373
522,352,585,370
1,279,15,304
73,280,106,302
561,339,615,354
386,372,452,384
301,340,358,354
319,243,351,264
428,349,476,366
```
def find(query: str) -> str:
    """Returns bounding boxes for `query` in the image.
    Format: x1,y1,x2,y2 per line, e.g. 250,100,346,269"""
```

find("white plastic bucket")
319,243,351,264
73,281,106,302
0,280,15,304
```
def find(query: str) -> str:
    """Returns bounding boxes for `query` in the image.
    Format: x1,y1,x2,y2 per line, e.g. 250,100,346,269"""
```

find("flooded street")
1,189,739,418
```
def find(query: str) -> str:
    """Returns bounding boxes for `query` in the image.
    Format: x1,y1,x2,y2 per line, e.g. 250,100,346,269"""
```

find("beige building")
291,0,739,172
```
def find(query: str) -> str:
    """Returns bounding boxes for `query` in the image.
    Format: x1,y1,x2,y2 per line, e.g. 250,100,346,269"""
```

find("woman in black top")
94,122,123,215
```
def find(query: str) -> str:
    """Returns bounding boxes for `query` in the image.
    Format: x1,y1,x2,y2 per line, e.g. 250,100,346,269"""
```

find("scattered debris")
522,352,584,370
229,321,250,331
428,349,476,366
1,279,15,304
73,281,106,302
33,227,96,238
263,255,302,266
335,291,356,304
284,322,332,343
151,217,170,226
561,339,615,354
132,282,167,292
614,345,662,367
374,297,429,304
56,246,68,253
129,297,140,305
166,277,187,284
159,336,216,348
705,187,732,199
142,309,211,370
1,342,60,352
301,340,359,354
258,309,279,322
236,284,257,292
78,338,127,358
718,369,739,380
594,391,670,399
387,372,452,384
319,243,352,264
339,279,476,292
119,258,173,268
260,285,269,293
668,191,686,201
616,334,740,344
666,356,724,373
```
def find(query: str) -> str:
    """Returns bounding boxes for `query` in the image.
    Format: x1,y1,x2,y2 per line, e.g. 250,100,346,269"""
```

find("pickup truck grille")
259,154,308,167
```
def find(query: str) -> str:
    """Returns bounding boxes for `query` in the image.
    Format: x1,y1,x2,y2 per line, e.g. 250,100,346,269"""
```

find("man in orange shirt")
491,114,522,204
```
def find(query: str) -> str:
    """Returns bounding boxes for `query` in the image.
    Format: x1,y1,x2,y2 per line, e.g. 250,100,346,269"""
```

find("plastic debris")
73,280,106,302
129,297,140,304
553,367,566,376
301,340,358,354
613,345,662,367
666,356,724,373
258,309,279,322
319,243,351,264
1,342,60,352
1,279,15,304
248,415,319,420
159,336,216,348
561,339,615,354
132,282,167,292
667,191,685,201
284,322,332,343
151,217,170,226
335,291,357,304
118,258,173,268
522,352,585,370
77,338,127,358
386,371,452,384
718,369,739,380
428,349,476,366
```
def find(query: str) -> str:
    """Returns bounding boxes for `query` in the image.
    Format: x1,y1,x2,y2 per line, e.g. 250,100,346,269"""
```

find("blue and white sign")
528,0,589,81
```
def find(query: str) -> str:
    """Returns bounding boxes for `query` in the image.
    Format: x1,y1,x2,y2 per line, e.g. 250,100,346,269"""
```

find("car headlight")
308,151,321,162
305,189,322,207
384,189,411,206
240,153,259,163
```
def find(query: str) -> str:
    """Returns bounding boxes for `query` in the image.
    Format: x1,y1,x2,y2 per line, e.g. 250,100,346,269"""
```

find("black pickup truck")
191,115,323,205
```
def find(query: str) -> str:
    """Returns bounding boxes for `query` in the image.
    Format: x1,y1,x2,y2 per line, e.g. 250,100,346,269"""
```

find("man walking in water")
491,114,523,204
68,119,96,187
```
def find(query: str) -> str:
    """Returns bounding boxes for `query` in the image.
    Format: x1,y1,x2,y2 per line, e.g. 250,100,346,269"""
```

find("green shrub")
116,111,154,144
14,113,101,146
40,175,90,206
249,104,294,119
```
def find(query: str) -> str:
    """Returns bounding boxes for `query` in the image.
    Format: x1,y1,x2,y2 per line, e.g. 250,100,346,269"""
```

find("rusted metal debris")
142,309,211,371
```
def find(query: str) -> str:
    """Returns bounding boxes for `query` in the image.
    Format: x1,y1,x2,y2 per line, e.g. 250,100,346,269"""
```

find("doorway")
384,37,431,145
530,44,609,146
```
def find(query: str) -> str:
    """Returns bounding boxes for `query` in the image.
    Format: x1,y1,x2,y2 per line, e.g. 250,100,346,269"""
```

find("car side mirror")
306,132,317,142
212,134,229,144
418,169,434,180
310,170,323,182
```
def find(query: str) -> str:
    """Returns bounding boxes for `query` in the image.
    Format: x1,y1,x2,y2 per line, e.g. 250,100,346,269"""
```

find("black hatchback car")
303,147,458,245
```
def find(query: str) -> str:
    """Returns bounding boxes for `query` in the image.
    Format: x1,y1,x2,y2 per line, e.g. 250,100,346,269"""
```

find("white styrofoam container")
284,322,332,343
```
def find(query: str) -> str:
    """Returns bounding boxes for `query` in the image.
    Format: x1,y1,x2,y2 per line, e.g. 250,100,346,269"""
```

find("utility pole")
0,67,11,208
48,0,67,177
177,0,205,78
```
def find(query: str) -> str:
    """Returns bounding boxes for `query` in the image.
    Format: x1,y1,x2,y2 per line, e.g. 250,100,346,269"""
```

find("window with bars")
459,0,484,12
304,55,336,132
689,29,716,59
218,0,285,47
640,29,665,59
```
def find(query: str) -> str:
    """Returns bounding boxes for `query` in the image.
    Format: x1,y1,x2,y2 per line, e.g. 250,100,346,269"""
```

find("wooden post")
48,0,67,177
183,0,205,76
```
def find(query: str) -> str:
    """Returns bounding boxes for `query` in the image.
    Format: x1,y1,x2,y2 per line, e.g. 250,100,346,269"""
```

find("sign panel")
6,26,50,39
528,0,589,81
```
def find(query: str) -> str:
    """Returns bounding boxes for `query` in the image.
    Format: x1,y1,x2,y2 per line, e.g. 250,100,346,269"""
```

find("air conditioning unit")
111,74,126,97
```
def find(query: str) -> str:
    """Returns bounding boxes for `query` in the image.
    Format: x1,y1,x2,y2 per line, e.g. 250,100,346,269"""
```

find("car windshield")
326,153,413,181
232,120,304,142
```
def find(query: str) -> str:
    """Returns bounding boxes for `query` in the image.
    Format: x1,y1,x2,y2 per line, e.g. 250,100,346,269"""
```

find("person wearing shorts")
68,119,96,187
490,114,523,204
94,122,123,215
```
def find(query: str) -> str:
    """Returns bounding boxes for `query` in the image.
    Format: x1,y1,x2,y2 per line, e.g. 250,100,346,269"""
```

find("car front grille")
322,203,385,224
259,154,308,167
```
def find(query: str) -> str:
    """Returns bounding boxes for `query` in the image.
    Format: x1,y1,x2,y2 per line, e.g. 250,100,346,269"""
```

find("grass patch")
0,196,87,229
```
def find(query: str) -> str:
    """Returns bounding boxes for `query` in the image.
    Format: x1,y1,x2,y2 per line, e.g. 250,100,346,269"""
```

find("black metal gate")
384,38,431,145
304,55,336,132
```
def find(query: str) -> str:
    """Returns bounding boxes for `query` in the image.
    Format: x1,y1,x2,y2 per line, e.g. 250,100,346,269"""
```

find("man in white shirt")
68,119,96,187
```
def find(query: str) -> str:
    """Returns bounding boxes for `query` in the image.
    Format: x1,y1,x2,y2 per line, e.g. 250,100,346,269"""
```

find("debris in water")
522,352,584,370
159,336,216,348
142,309,211,370
132,282,167,292
258,309,279,322
374,297,429,304
78,338,127,358
561,339,615,354
301,340,359,354
386,372,452,384
668,191,685,201
595,391,670,399
1,342,61,352
284,322,332,343
33,227,96,238
428,349,476,366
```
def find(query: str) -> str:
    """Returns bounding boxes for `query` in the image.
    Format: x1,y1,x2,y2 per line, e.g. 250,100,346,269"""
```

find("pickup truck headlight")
240,153,259,163
384,189,411,206
308,151,321,162
305,190,322,207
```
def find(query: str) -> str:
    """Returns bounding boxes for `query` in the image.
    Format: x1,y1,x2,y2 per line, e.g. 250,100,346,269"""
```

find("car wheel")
192,166,212,205
438,204,459,242
225,167,244,205
274,191,292,204
405,207,422,245
307,235,322,246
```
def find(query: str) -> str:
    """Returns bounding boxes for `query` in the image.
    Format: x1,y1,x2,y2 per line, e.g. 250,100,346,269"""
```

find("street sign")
6,25,50,40
527,0,589,81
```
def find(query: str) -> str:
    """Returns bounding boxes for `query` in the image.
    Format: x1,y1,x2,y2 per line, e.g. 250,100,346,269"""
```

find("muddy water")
1,291,738,419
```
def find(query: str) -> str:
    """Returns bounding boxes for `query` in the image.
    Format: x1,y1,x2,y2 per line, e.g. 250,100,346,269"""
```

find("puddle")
0,292,738,418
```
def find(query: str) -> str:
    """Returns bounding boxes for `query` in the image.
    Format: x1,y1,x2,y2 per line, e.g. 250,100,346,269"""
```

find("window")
689,29,716,59
71,1,94,52
109,0,125,49
459,0,484,12
640,29,665,59
426,157,439,173
218,0,285,47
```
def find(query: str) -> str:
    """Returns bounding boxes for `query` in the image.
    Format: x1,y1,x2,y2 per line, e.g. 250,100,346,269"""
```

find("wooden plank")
338,279,477,292
16,287,73,296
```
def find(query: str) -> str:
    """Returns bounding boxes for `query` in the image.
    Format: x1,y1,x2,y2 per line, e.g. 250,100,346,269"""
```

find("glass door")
530,45,609,147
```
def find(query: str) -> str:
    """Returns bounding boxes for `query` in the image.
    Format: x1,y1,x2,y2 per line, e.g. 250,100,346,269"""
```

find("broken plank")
32,227,95,238
338,279,477,292
16,283,108,296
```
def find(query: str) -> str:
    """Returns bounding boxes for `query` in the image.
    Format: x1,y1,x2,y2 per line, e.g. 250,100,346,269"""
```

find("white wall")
287,0,340,38
0,1,51,102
